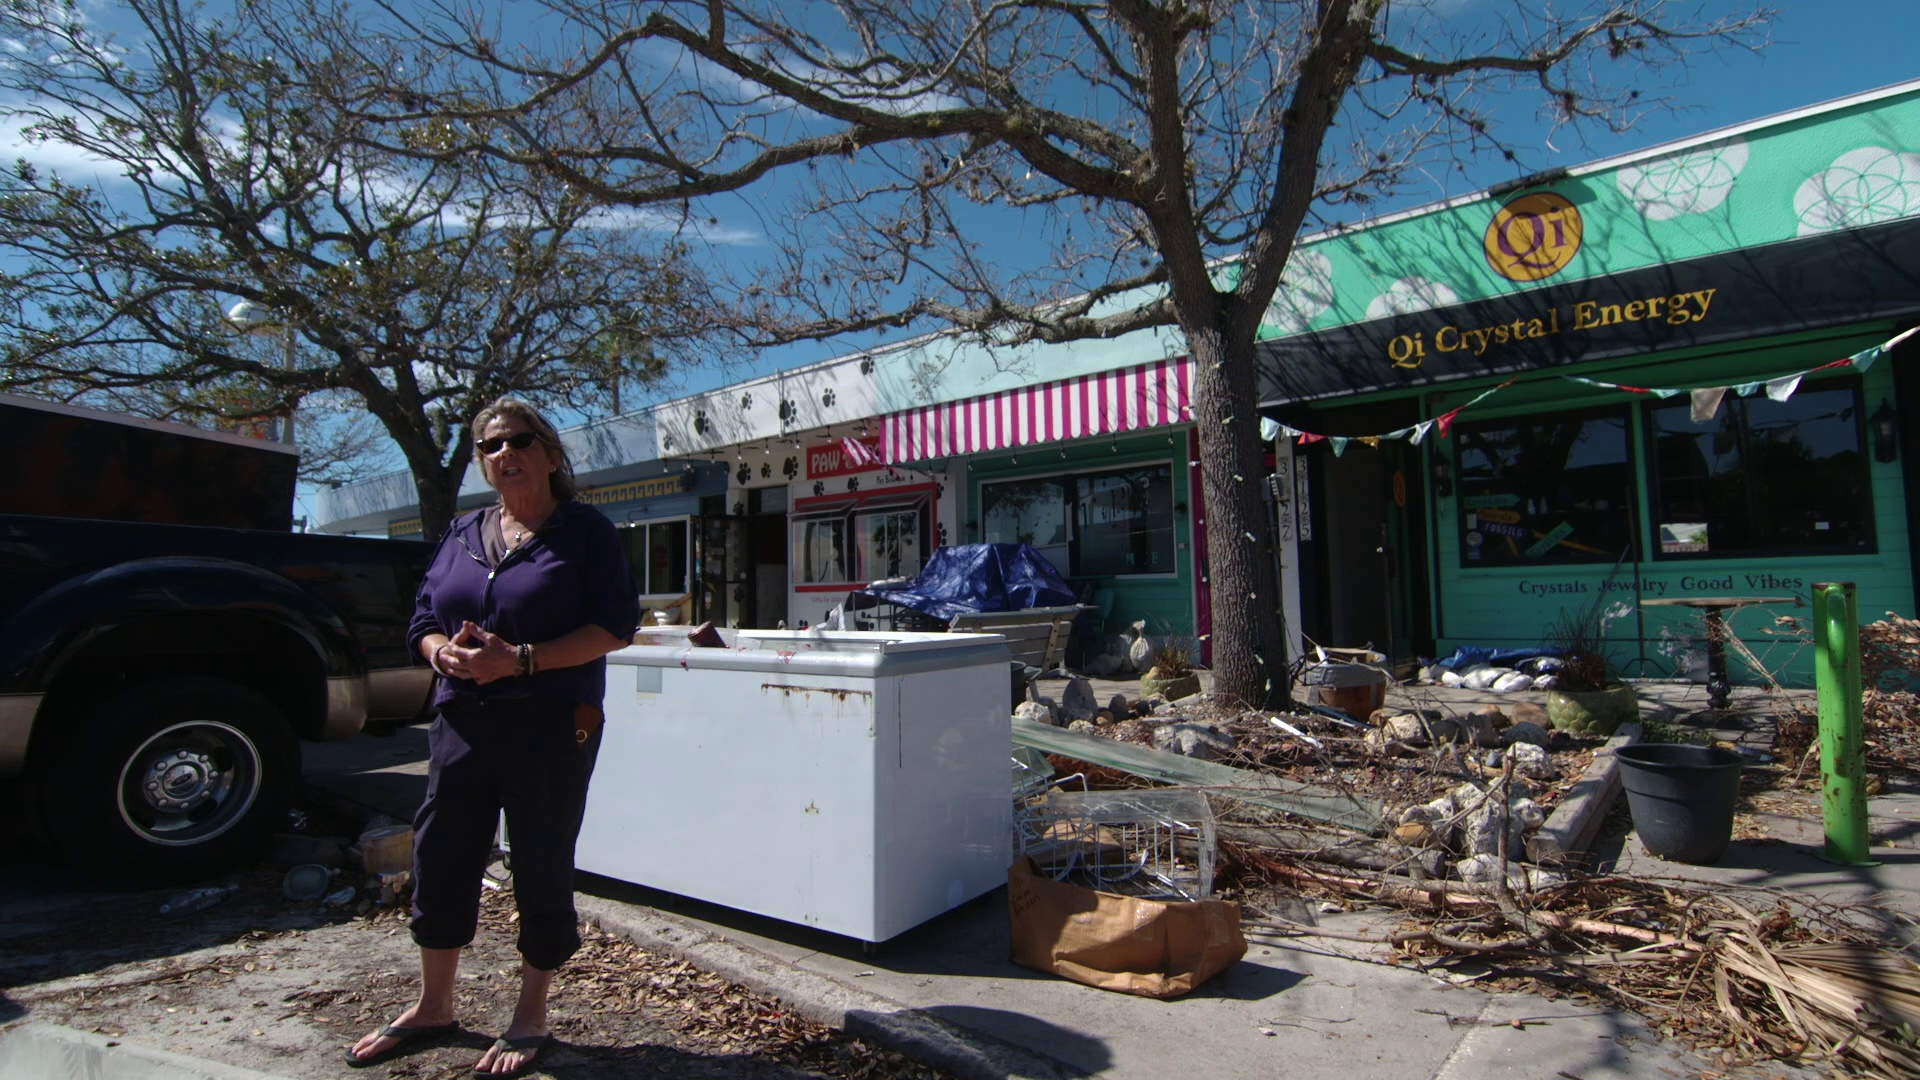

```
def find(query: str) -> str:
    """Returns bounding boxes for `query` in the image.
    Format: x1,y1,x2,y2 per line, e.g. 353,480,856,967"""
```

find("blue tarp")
855,543,1078,622
1433,645,1565,671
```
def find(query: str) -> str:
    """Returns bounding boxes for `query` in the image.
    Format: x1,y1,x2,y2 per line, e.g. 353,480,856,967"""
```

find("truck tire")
41,677,299,883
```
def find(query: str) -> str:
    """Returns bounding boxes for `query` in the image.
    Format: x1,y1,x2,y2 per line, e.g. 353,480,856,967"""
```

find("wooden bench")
946,604,1087,674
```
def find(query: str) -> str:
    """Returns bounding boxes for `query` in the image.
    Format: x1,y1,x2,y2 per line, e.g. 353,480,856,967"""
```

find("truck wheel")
43,678,299,882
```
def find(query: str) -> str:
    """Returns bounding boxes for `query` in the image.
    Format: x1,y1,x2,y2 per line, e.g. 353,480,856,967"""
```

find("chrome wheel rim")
116,720,263,847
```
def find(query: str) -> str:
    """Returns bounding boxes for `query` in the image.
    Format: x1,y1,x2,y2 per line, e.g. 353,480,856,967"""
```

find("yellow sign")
1475,508,1522,525
1484,192,1582,282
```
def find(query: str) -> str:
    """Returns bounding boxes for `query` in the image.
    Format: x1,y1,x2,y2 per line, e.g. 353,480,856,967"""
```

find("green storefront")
1253,80,1920,684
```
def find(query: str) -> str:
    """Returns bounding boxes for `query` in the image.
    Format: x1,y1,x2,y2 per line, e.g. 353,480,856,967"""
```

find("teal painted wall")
1418,328,1912,686
962,430,1195,641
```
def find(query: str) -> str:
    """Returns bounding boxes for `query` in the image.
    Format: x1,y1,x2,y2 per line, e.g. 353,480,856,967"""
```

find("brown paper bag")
1007,857,1246,999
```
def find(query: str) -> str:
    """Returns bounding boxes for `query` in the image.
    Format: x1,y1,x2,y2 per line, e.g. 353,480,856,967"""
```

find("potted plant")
1139,640,1202,702
1543,603,1638,736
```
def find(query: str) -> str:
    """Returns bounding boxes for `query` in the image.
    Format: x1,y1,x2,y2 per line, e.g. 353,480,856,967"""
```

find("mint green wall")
1418,328,1911,686
1255,87,1920,339
962,430,1195,640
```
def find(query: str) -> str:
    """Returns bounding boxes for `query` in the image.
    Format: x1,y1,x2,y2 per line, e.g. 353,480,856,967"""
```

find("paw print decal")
662,434,674,451
760,463,772,479
693,410,710,435
935,481,945,498
778,399,796,424
846,476,860,492
859,355,875,375
937,523,949,546
740,392,752,411
735,463,751,485
782,457,800,480
733,501,745,516
821,388,836,407
812,481,826,496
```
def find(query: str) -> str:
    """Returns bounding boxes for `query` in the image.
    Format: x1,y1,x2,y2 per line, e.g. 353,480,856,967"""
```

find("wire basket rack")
1016,787,1216,901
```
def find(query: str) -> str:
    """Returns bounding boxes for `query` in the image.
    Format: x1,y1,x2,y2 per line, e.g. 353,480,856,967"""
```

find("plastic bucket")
1615,744,1743,864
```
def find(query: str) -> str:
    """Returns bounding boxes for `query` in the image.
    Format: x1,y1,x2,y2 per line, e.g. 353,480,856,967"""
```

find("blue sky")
302,0,1917,527
4,1,1909,525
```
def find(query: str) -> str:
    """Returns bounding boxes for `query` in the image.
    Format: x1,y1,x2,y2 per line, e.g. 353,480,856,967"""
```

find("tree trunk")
410,461,464,543
1187,324,1290,708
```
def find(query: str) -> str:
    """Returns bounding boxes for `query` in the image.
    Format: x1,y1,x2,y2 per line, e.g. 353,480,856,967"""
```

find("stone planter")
1545,682,1639,736
1140,668,1201,702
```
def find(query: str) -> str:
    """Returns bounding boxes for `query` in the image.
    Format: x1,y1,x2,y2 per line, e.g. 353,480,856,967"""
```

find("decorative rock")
1384,713,1431,743
1456,854,1566,892
1460,710,1502,749
1108,693,1130,719
1505,741,1557,780
1151,722,1234,761
1066,719,1098,733
1093,710,1117,726
1394,822,1437,846
1013,700,1058,726
1507,701,1551,729
1060,677,1099,723
1474,705,1510,730
1502,721,1551,748
1369,707,1397,727
1461,793,1546,857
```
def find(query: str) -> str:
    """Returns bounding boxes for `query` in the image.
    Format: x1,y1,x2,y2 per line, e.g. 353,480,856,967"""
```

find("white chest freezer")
576,629,1013,942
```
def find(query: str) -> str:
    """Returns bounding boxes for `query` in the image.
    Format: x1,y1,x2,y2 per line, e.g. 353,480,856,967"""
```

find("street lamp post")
224,300,297,446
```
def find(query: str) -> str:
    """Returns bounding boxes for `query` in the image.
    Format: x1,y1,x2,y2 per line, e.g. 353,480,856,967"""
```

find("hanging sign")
806,437,883,479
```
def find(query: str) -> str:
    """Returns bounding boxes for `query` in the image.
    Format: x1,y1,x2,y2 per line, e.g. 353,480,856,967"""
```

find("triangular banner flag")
1851,345,1881,373
1651,388,1684,399
1358,436,1380,448
1409,420,1435,446
1691,386,1729,423
1296,432,1325,445
1734,381,1762,397
1436,409,1463,439
1259,417,1281,441
1329,437,1349,457
1764,374,1802,402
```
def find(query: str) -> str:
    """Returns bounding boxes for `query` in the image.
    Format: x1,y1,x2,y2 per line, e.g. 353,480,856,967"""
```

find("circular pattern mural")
1795,146,1920,235
1616,137,1749,220
1260,249,1335,334
1364,276,1460,320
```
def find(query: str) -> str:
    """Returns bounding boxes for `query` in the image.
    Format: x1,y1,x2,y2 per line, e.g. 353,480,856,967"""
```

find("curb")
575,895,1084,1080
1528,721,1643,866
0,1022,297,1080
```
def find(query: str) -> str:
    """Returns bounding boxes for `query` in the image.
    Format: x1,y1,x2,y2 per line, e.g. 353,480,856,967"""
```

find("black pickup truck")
0,394,434,880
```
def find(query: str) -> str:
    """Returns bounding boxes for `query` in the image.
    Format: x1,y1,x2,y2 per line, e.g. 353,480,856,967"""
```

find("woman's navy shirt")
407,500,639,708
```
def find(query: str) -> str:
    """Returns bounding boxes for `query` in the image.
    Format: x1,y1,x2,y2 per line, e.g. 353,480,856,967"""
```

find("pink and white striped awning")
880,357,1193,464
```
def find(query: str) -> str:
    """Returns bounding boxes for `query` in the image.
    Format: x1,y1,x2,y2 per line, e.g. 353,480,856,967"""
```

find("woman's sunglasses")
479,431,539,456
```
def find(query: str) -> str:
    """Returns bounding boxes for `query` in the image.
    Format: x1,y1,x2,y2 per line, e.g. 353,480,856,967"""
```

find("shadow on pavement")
850,1005,1110,1079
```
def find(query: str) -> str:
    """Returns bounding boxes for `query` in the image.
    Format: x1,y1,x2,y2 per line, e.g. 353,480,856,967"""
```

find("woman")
348,398,638,1078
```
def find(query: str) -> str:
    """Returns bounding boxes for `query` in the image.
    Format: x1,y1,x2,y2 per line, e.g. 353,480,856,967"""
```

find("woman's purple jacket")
407,500,639,709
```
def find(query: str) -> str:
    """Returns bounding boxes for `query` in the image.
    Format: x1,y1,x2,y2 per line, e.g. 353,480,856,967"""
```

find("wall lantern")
1871,398,1900,463
1431,454,1454,497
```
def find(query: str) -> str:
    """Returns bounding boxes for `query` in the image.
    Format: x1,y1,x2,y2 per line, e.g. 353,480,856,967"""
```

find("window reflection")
981,464,1175,576
1454,409,1636,566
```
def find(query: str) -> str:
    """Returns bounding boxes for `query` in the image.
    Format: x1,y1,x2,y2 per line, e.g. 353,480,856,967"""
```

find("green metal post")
1812,581,1874,866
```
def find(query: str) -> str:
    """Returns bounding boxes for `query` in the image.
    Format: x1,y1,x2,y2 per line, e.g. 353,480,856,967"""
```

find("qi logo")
1484,192,1582,282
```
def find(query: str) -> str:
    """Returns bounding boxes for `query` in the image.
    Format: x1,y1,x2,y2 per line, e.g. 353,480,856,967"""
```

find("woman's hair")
471,397,577,501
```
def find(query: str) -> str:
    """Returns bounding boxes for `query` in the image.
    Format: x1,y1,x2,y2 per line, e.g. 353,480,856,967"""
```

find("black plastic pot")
1615,743,1744,864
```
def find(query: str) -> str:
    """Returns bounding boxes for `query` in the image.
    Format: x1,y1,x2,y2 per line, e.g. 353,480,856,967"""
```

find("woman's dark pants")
409,698,601,971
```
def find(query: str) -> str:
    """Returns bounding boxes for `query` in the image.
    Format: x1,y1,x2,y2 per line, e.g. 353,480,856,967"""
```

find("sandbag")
1007,858,1246,999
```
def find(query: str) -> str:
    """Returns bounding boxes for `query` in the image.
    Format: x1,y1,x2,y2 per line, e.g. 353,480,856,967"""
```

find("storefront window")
619,518,690,594
1646,382,1874,559
855,509,922,582
1454,409,1636,567
982,464,1175,576
792,517,849,585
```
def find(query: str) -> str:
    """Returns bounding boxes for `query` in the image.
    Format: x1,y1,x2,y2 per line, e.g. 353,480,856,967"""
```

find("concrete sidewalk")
298,687,1913,1080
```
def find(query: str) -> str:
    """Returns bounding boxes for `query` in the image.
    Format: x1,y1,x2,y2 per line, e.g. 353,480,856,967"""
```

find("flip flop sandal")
344,1021,460,1067
472,1033,551,1078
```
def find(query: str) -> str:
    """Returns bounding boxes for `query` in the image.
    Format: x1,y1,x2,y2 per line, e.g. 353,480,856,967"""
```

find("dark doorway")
750,486,790,629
